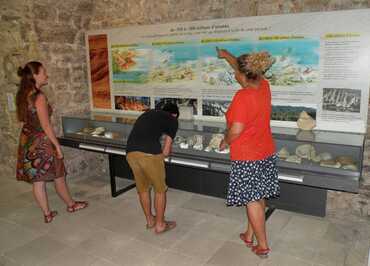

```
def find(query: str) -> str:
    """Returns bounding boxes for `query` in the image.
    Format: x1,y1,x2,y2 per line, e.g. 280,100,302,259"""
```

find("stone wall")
1,0,369,219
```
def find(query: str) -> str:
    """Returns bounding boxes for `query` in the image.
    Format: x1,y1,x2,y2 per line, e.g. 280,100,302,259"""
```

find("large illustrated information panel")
85,9,370,133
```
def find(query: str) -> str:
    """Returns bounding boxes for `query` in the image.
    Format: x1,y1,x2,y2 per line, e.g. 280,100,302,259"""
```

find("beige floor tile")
166,207,209,227
206,241,262,266
166,188,194,208
272,238,316,261
0,218,41,254
89,258,119,266
191,214,241,241
171,230,225,261
0,255,20,266
4,235,68,266
181,194,245,222
109,238,163,266
259,251,312,266
77,228,132,260
266,210,292,232
44,214,101,247
105,197,144,217
0,199,33,219
280,215,329,242
4,205,52,235
102,214,150,237
78,204,134,230
312,239,347,266
152,250,205,266
323,222,359,244
0,182,32,204
38,246,100,266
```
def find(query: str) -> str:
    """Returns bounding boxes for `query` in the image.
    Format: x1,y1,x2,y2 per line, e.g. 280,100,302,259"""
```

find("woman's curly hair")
237,51,275,80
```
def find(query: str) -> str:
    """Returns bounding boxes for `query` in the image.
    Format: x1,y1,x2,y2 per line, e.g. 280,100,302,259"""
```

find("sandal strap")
67,201,88,212
252,246,270,255
44,210,58,223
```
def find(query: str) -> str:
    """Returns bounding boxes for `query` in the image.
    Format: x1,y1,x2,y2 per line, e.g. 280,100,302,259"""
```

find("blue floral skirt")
226,155,280,206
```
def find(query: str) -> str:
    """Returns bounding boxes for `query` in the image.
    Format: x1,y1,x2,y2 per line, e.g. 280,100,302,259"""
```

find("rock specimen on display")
297,111,316,131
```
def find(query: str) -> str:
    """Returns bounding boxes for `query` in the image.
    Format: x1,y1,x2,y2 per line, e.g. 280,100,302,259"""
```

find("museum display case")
61,113,364,190
59,112,365,216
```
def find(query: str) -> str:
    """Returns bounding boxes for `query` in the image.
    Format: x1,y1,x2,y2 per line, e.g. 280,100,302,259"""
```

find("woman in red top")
217,48,279,258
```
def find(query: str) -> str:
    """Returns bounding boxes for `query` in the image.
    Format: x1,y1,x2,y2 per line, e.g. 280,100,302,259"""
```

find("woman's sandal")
67,201,88,213
44,210,58,223
252,245,270,258
239,233,253,247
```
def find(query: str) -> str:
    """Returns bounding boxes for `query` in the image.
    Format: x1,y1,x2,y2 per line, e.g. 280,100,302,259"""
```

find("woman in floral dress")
16,61,88,223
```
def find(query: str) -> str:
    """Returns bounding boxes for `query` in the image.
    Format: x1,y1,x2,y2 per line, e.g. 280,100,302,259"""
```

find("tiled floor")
0,174,369,266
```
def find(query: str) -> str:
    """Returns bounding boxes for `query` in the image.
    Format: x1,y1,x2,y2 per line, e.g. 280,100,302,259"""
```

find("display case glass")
60,112,365,192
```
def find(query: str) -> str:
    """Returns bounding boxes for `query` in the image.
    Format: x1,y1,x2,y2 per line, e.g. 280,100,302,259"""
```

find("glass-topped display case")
60,112,365,193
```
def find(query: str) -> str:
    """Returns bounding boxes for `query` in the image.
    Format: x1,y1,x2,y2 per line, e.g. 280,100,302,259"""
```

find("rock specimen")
277,147,290,159
297,111,316,131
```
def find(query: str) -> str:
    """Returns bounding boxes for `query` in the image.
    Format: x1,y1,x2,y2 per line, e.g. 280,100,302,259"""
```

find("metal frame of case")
58,113,365,216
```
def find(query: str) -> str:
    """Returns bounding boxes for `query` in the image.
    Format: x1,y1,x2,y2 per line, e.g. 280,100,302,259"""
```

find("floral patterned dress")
16,95,65,183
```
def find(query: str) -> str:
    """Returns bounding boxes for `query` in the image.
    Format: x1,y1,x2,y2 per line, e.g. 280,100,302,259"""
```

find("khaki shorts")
126,151,167,193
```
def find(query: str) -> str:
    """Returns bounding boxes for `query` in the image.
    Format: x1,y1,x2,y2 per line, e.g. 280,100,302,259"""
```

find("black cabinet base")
268,183,327,217
109,154,136,197
110,155,327,216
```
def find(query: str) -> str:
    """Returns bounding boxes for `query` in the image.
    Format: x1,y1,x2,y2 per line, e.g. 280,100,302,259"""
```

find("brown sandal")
67,201,88,213
44,210,58,223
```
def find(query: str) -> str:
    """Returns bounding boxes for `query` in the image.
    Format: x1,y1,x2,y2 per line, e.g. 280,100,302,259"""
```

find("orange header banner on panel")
88,34,111,109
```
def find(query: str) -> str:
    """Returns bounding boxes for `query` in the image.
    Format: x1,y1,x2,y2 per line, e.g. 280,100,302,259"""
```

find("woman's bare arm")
219,122,245,150
216,47,240,72
35,94,63,158
224,122,245,144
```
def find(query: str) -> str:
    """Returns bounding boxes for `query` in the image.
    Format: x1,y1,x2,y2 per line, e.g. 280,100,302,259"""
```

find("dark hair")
162,103,179,118
16,61,43,122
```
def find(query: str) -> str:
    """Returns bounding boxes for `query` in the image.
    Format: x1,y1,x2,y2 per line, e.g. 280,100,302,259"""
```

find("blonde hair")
237,51,275,80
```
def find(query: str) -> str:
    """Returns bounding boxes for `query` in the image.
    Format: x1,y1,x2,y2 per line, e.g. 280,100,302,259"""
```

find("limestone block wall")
1,0,369,219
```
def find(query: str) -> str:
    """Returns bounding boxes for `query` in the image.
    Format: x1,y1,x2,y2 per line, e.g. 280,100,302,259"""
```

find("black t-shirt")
126,110,178,154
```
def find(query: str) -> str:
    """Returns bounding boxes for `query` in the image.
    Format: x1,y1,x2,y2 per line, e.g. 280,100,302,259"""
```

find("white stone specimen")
215,148,230,154
285,155,302,164
277,147,290,159
192,135,204,150
295,144,316,160
205,133,224,151
186,136,195,147
297,111,316,131
174,136,186,145
318,152,333,161
320,159,341,168
91,127,105,135
179,142,189,149
342,164,358,171
104,131,113,138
